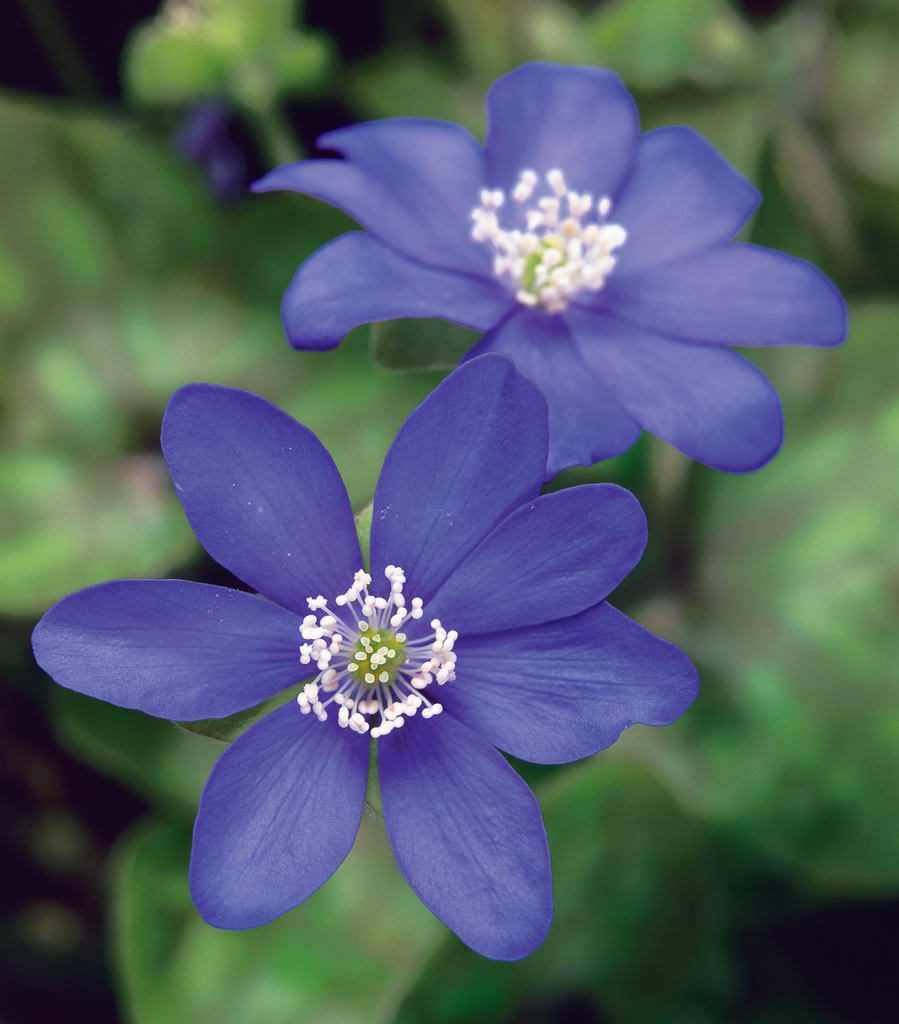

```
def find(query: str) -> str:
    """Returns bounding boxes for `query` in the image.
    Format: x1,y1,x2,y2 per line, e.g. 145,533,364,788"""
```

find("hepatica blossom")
252,62,847,478
32,355,698,960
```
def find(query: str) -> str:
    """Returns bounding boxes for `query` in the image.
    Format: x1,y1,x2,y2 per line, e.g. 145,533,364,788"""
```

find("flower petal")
466,310,641,477
370,354,547,603
252,118,490,276
189,699,368,928
603,243,848,347
32,580,302,719
427,484,646,634
445,602,699,764
281,233,511,350
567,307,784,472
162,384,361,614
379,713,552,960
611,126,760,277
485,63,638,197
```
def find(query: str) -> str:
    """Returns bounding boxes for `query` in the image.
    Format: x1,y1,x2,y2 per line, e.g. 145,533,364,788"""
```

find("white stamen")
512,169,538,202
297,565,456,739
469,166,626,313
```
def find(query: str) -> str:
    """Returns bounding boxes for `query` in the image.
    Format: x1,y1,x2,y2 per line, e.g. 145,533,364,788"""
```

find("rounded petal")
190,699,368,928
611,126,760,277
466,311,641,477
427,484,646,634
281,233,511,350
445,602,699,764
485,63,638,197
162,384,362,615
567,307,784,472
603,243,848,348
370,354,548,604
379,713,552,960
32,580,302,719
252,118,490,276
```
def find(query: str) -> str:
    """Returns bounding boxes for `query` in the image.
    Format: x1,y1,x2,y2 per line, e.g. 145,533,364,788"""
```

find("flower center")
470,167,627,314
297,566,456,738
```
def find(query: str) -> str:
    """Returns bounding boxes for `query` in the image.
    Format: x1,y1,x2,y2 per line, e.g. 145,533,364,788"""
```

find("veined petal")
485,63,638,197
446,603,699,764
162,384,361,615
370,354,547,604
281,233,511,350
603,243,848,347
567,307,784,472
253,118,490,276
612,126,760,277
32,580,301,719
190,699,368,928
427,484,646,634
379,713,552,960
466,311,641,477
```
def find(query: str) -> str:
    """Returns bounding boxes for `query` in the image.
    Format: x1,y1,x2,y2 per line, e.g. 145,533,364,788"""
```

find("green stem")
251,103,305,168
16,0,100,101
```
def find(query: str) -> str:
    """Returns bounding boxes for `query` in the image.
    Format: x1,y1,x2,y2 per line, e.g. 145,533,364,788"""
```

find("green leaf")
0,95,447,615
176,681,306,745
110,815,442,1024
586,0,753,91
653,300,899,889
123,0,332,109
370,317,480,371
51,688,219,813
125,29,225,102
394,760,719,1024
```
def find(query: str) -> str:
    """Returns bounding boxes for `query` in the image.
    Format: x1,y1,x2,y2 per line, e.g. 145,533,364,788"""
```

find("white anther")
512,169,538,202
525,209,545,231
546,168,567,196
568,191,592,218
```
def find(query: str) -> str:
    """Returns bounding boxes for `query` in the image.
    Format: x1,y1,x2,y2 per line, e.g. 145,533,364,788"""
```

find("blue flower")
174,100,247,202
32,354,698,960
252,62,847,478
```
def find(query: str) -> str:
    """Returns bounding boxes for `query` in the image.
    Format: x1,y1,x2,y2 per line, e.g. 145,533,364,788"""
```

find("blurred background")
1,0,898,1021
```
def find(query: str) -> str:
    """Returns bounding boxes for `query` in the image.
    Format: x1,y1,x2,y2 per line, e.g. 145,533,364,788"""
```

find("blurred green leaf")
370,318,480,372
586,0,753,90
177,683,305,745
110,815,442,1024
125,0,331,110
395,759,721,1024
626,300,899,891
829,24,899,188
52,687,220,813
127,31,226,101
0,95,445,616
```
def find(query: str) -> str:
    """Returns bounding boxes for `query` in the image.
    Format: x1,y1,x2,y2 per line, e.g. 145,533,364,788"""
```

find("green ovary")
348,624,407,686
521,239,565,293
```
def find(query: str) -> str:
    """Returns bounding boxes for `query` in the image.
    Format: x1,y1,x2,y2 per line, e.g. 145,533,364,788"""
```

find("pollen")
297,566,455,737
470,167,626,314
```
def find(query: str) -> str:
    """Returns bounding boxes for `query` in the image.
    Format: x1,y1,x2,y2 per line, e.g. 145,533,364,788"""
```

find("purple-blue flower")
32,354,698,960
252,61,847,478
174,99,247,201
